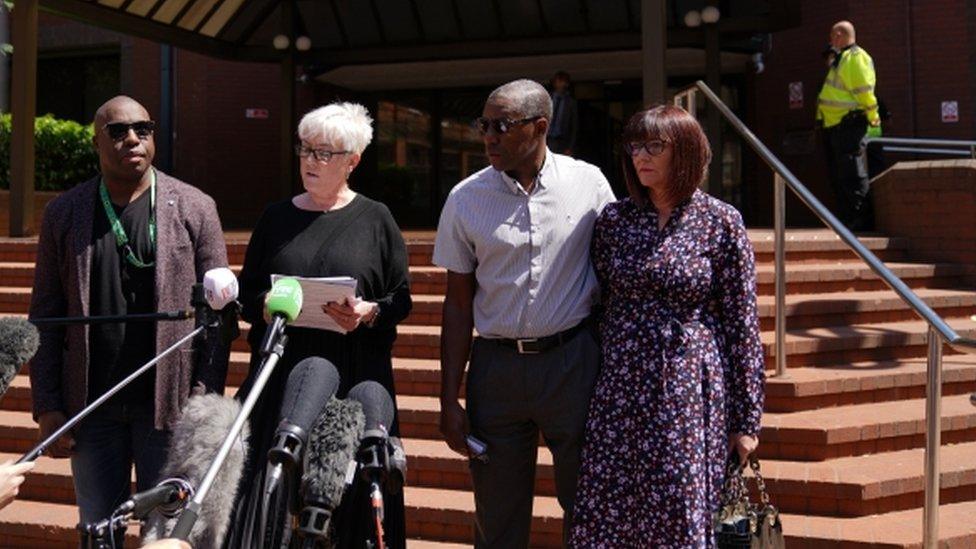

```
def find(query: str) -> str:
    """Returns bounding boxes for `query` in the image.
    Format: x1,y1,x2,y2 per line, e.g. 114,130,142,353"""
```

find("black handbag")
714,455,785,549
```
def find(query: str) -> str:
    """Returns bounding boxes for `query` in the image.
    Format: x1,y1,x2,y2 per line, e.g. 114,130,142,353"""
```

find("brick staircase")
1,229,976,548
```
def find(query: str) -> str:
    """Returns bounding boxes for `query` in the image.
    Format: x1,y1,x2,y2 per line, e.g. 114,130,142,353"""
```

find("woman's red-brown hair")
621,104,712,208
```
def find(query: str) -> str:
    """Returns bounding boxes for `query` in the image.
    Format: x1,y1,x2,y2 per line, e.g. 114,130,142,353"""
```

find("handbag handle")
747,456,772,507
721,455,774,508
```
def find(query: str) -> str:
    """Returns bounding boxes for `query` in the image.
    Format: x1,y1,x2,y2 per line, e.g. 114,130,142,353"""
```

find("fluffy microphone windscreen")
279,357,341,434
142,393,249,548
346,381,394,434
303,397,365,511
0,317,39,398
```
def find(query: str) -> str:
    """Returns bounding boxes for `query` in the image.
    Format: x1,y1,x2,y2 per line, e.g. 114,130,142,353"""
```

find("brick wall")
873,159,976,265
747,0,976,227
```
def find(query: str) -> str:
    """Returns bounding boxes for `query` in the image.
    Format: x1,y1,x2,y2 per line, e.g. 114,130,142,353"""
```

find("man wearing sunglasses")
29,96,229,537
434,79,615,547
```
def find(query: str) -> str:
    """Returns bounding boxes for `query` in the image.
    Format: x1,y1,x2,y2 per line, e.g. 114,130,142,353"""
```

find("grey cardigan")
29,170,229,430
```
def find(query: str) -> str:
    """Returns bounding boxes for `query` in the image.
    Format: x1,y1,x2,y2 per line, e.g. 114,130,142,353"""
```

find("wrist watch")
363,303,380,328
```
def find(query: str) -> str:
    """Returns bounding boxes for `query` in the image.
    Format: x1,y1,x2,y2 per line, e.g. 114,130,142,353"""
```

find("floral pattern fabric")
570,190,765,548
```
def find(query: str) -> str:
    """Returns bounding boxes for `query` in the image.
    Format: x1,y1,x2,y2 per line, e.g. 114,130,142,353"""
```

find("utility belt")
839,109,868,128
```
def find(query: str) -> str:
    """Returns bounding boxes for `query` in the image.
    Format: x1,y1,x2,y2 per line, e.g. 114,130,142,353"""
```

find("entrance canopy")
9,0,800,236
40,0,799,64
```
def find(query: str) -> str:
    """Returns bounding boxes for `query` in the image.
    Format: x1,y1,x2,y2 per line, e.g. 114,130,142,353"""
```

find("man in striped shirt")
434,79,615,547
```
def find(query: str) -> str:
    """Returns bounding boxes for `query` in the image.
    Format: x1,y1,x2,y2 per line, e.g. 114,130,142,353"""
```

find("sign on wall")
941,101,959,123
245,108,270,119
789,82,804,109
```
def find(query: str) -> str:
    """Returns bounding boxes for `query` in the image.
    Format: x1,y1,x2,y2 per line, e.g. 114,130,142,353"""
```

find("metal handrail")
862,136,976,159
676,80,976,549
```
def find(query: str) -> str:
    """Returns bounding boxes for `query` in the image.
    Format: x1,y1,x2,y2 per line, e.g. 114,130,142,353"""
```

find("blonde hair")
297,102,374,155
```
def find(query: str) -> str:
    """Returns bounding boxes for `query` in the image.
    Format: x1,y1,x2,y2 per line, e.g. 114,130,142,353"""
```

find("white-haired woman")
231,102,411,547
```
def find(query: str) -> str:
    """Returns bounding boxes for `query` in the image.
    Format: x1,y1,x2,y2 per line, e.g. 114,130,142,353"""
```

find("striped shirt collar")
497,148,555,195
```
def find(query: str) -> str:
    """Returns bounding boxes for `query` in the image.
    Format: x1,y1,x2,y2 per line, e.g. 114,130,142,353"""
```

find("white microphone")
203,267,239,311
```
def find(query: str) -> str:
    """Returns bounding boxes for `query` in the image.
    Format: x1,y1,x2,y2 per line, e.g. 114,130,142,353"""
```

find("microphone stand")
169,332,289,541
29,310,193,326
17,325,204,464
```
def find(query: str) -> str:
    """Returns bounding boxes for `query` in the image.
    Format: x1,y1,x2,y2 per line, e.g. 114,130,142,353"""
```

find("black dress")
231,194,411,548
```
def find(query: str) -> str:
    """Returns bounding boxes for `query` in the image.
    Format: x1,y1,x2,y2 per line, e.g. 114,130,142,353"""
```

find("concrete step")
0,262,450,296
759,441,976,517
760,393,976,461
747,231,907,264
765,356,976,412
755,288,976,331
0,499,140,548
6,260,963,298
228,316,976,363
781,500,976,548
754,261,968,295
0,496,472,548
766,317,976,367
0,230,909,267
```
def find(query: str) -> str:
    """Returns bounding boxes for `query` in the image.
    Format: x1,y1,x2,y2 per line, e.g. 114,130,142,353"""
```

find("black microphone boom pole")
28,310,193,326
17,325,203,464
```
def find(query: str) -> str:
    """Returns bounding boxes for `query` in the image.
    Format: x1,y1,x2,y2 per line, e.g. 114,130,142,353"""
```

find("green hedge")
0,113,98,191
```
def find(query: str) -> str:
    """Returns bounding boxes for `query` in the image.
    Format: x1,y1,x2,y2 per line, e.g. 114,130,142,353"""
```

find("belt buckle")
516,338,540,354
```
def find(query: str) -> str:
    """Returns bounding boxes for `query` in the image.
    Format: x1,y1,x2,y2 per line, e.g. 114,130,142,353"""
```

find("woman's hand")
323,298,378,332
0,460,35,510
728,433,759,465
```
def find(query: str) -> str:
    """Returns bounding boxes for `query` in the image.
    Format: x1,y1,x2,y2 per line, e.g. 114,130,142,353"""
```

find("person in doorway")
435,78,614,547
547,71,580,156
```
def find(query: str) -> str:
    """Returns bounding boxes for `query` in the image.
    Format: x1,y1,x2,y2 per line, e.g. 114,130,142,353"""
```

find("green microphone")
260,277,303,355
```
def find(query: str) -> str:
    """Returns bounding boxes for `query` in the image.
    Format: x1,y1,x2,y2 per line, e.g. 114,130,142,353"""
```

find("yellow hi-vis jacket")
816,45,880,128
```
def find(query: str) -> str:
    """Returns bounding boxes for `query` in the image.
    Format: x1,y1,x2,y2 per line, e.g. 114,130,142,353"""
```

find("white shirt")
433,150,615,339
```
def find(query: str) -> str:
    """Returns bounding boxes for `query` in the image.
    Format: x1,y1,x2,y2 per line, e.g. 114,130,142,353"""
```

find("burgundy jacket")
29,170,229,430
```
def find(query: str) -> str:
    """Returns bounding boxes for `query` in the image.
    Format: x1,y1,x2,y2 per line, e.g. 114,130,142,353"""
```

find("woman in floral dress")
570,105,765,548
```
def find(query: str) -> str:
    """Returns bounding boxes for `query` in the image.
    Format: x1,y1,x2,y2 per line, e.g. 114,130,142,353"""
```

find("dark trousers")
466,327,601,548
71,403,170,537
823,115,885,231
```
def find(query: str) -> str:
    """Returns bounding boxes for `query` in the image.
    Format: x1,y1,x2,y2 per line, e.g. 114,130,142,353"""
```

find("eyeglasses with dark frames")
103,121,156,142
475,116,543,135
295,145,351,163
624,140,669,157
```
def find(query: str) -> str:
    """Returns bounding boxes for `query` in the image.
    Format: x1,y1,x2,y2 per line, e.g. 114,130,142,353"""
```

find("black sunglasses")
475,116,543,135
623,140,669,157
103,121,156,142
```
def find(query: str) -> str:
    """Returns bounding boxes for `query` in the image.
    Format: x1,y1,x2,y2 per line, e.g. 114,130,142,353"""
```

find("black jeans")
822,113,885,230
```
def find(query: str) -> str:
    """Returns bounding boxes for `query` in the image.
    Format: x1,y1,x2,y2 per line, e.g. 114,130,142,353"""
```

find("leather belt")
487,322,587,355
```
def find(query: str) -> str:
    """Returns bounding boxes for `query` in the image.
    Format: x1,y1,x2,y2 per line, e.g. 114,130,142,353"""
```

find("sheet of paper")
271,274,359,334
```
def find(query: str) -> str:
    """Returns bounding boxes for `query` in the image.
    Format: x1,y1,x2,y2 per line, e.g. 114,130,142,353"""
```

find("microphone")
347,381,398,549
260,277,303,356
264,357,341,511
113,477,194,519
203,267,239,311
0,317,39,399
296,397,366,544
141,392,249,548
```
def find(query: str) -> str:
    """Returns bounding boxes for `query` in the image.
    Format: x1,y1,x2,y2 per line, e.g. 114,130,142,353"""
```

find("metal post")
923,325,943,549
774,173,787,377
703,6,723,198
641,0,667,106
9,0,38,237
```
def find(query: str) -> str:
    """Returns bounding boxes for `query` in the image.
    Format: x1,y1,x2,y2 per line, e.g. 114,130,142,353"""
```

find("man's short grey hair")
298,102,374,155
487,79,553,120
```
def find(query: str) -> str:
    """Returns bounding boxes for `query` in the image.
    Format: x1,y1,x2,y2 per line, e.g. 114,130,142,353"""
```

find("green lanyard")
98,169,156,268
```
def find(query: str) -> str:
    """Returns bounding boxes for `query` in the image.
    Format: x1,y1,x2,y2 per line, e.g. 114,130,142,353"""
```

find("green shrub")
0,113,98,191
